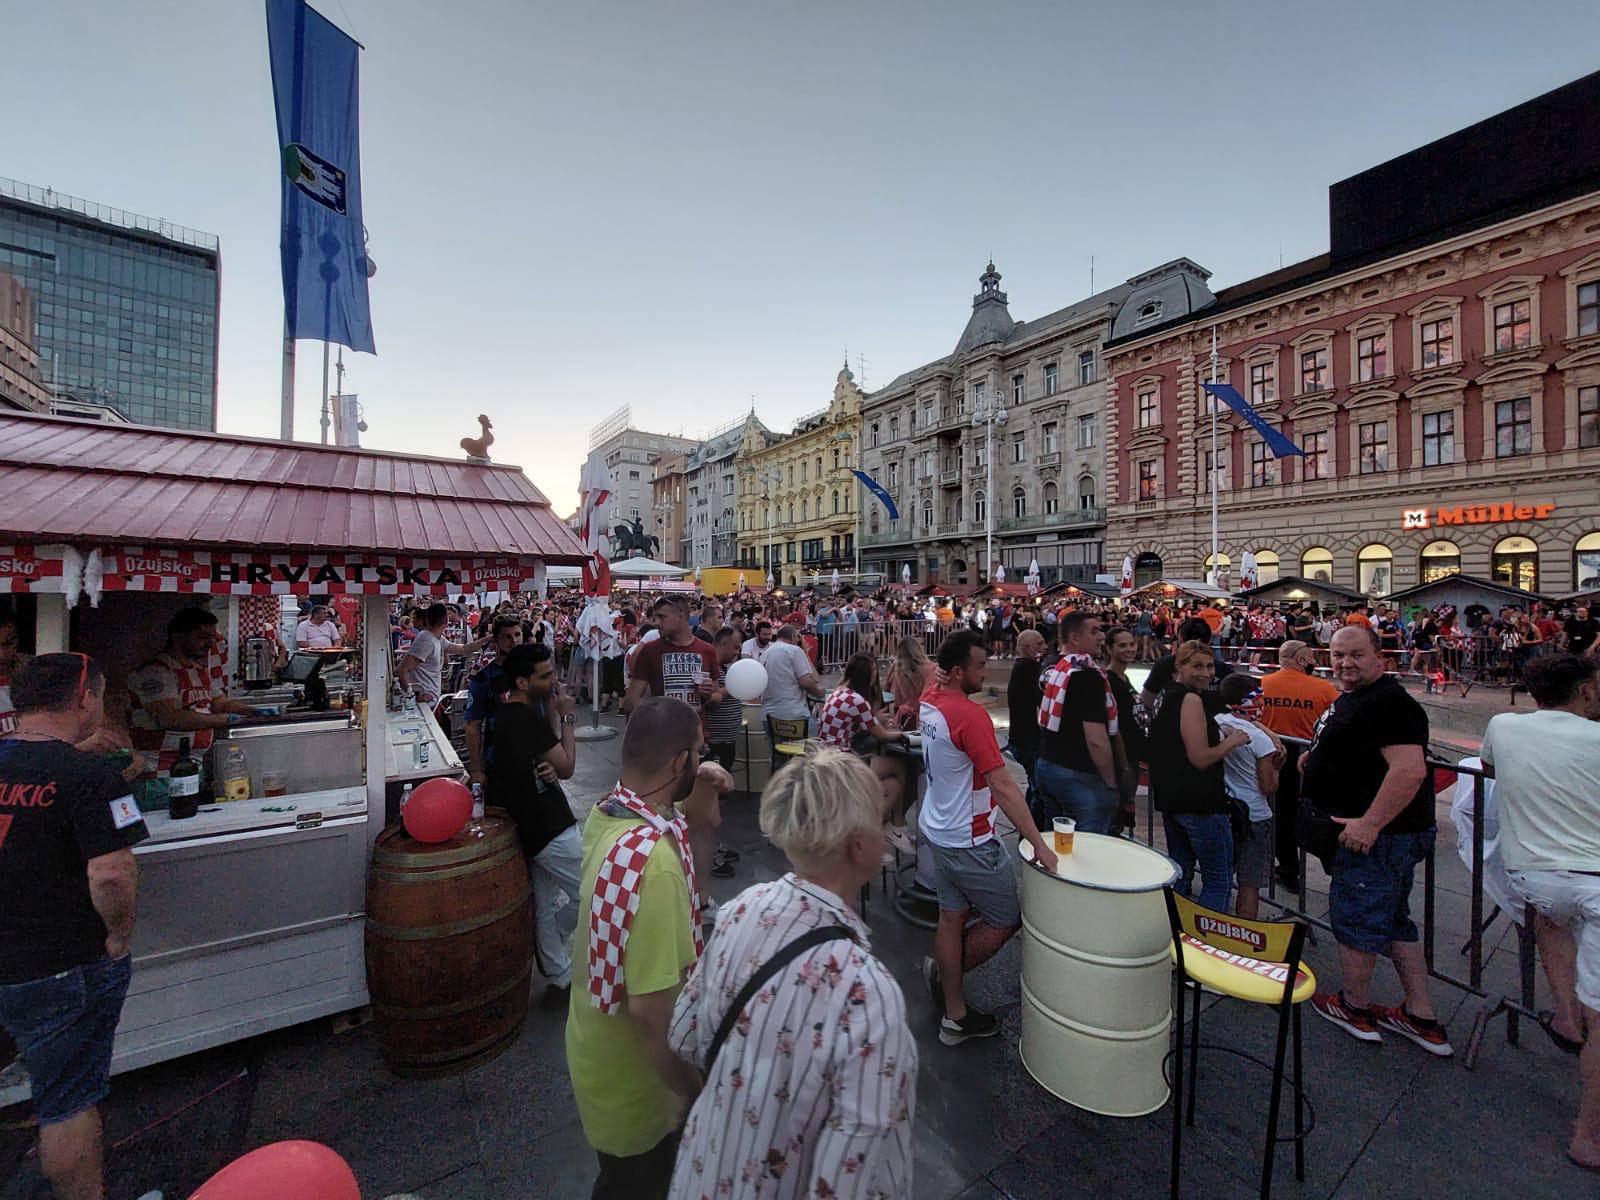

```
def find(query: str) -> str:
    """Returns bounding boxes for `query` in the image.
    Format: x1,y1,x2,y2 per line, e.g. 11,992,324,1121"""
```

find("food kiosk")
0,412,584,1076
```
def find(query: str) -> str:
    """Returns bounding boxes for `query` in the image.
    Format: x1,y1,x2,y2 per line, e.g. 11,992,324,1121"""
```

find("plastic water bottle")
471,782,486,823
399,782,413,814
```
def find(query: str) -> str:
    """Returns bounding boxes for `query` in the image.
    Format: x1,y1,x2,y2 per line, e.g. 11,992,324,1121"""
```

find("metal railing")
0,175,220,251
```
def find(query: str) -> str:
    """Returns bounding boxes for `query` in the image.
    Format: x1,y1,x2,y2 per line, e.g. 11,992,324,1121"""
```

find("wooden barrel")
365,812,533,1078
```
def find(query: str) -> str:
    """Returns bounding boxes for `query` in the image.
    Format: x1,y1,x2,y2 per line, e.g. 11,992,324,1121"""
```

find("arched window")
800,498,808,521
833,447,840,469
1134,552,1163,586
1204,551,1232,584
1253,550,1280,585
788,502,795,523
1301,546,1333,582
921,501,933,530
832,489,840,514
973,491,986,524
1420,540,1462,583
1077,476,1096,510
869,510,880,534
1575,532,1600,591
1012,487,1027,519
1492,535,1539,592
1043,482,1059,515
1357,543,1393,596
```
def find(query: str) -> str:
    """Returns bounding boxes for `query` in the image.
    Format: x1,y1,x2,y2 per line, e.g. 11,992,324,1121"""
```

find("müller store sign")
94,548,545,596
1400,502,1557,532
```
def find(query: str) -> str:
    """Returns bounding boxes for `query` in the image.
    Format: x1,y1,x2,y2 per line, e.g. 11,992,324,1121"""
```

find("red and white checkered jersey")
917,687,1006,848
817,686,873,750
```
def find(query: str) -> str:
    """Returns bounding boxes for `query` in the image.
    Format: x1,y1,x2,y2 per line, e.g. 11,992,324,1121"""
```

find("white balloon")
724,658,768,702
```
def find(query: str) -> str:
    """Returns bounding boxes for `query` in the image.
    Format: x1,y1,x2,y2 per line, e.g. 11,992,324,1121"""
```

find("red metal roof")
0,412,586,562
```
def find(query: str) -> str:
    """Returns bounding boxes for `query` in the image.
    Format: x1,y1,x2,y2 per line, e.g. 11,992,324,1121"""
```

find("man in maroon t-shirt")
623,595,733,911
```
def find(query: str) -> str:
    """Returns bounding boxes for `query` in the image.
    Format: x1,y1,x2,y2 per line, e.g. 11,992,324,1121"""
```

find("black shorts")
705,741,737,772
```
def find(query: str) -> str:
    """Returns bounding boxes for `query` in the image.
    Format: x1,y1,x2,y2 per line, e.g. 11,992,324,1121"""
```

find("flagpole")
279,320,295,441
1209,327,1220,587
319,340,332,444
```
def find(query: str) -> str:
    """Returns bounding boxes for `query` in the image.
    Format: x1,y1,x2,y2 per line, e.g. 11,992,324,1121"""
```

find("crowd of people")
3,576,1597,1200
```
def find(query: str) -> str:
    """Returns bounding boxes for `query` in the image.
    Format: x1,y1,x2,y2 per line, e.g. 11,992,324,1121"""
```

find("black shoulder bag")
702,925,854,1077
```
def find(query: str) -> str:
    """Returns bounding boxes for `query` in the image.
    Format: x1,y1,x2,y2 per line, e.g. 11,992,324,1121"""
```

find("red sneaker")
1371,1004,1454,1057
1311,991,1382,1043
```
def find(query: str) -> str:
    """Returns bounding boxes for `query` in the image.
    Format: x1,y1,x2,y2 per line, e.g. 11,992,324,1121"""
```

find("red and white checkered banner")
0,544,78,594
95,547,546,596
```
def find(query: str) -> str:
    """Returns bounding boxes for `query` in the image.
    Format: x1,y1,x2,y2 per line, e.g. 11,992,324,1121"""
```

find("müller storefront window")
1492,535,1539,592
1420,540,1462,582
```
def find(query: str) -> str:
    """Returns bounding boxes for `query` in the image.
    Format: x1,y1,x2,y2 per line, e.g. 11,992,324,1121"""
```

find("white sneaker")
887,826,917,856
699,898,718,927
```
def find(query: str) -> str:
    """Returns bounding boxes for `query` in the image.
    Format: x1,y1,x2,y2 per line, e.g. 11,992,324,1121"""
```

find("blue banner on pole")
852,470,899,521
266,0,375,353
1200,382,1303,458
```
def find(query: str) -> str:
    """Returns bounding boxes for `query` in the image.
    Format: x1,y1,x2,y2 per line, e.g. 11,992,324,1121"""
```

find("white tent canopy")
546,557,691,585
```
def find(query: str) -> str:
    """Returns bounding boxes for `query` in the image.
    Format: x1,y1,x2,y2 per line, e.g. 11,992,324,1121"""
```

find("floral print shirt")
668,874,917,1199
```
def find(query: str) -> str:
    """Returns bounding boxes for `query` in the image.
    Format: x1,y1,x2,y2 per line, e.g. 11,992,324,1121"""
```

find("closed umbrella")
1120,554,1134,597
995,563,1006,583
901,563,912,586
831,567,841,590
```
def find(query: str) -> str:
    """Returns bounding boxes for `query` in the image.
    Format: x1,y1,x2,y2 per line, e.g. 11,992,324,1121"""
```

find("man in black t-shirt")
1035,613,1121,835
1566,606,1600,657
489,643,580,1010
0,654,152,1200
1302,626,1452,1057
1140,617,1235,715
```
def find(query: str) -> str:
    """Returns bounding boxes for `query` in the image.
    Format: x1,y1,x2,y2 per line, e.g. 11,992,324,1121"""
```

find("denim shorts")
928,838,1022,929
0,955,131,1125
1329,829,1435,954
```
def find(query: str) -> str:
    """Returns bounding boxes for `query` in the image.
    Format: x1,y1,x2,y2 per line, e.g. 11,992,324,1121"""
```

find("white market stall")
0,412,585,1075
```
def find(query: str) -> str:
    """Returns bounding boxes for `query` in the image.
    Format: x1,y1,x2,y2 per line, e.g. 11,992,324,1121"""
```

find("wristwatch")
560,713,576,726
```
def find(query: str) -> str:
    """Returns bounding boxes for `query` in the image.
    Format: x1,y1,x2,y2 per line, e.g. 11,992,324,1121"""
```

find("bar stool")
1164,891,1314,1200
764,715,810,776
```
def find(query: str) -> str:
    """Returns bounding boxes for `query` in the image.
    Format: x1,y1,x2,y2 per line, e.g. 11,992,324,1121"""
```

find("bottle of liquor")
169,737,201,819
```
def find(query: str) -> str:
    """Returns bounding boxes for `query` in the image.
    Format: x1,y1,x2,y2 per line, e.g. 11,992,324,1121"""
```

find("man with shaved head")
1006,629,1048,823
1261,638,1339,890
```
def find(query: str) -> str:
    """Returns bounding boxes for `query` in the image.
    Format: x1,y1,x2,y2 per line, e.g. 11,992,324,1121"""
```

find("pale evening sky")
8,1,1600,514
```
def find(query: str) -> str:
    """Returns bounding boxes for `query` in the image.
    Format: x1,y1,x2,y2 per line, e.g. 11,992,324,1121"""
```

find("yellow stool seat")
774,740,808,757
1172,933,1316,1005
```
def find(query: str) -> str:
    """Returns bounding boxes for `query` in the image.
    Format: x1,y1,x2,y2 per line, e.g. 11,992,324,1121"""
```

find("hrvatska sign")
99,548,543,596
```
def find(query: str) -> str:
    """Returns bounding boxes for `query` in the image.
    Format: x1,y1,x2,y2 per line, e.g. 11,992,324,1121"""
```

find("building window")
1250,442,1273,488
1011,487,1027,519
921,502,933,530
1358,420,1388,474
1582,386,1600,449
815,455,822,477
788,465,794,486
1137,459,1159,500
1044,362,1059,395
1249,361,1274,405
1420,540,1462,583
889,416,899,441
887,462,899,489
1137,389,1158,428
833,489,841,514
1301,430,1328,480
923,404,934,428
869,510,880,534
1493,299,1532,352
972,491,986,523
1357,543,1393,596
1575,532,1600,590
1299,347,1328,393
1078,351,1095,386
1011,434,1026,463
1420,317,1455,367
1038,422,1057,455
1253,550,1281,585
1012,373,1025,405
1043,482,1059,514
1580,282,1600,338
800,499,807,521
1356,333,1388,381
801,461,808,483
870,422,879,447
1077,477,1095,510
1204,447,1229,491
1492,535,1539,592
1421,410,1455,466
1495,397,1532,458
832,448,840,470
1301,546,1334,582
970,381,984,412
1075,415,1093,449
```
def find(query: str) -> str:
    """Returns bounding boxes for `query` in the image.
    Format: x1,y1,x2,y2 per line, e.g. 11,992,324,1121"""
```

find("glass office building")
0,177,219,429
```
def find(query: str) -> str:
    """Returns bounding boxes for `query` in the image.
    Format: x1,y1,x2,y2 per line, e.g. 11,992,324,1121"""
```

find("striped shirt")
668,874,916,1200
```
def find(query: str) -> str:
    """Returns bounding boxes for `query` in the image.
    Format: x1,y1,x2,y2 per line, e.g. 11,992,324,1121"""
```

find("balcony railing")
939,469,961,487
861,530,912,547
1038,451,1061,468
995,506,1106,533
935,522,964,536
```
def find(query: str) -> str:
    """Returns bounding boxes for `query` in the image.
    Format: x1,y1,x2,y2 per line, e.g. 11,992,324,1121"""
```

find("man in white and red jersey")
128,607,261,780
919,630,1057,1047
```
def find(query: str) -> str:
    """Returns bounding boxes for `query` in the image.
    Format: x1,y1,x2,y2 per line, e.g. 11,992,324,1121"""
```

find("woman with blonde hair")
887,635,935,731
669,748,916,1198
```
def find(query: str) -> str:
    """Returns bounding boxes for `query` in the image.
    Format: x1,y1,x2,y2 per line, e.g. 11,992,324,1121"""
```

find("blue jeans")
1035,760,1119,835
1005,742,1041,827
0,955,131,1125
1329,828,1435,954
1162,812,1235,912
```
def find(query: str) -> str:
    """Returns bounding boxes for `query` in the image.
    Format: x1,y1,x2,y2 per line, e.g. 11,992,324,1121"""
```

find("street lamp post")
971,385,1009,584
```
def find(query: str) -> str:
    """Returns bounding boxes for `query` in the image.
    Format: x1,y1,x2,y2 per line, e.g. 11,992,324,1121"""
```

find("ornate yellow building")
735,362,864,586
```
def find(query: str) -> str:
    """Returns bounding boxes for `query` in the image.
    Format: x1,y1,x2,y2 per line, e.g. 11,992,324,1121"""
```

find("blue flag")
266,0,375,352
852,470,899,521
1201,382,1304,457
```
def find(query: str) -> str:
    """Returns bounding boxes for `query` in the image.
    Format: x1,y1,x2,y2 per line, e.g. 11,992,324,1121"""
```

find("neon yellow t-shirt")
565,805,699,1156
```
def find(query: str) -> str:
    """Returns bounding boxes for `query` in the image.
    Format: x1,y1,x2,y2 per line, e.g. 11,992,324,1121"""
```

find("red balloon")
191,1140,360,1200
402,776,473,843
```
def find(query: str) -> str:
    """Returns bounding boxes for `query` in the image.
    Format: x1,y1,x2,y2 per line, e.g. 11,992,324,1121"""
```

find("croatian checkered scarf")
1037,653,1119,737
586,784,703,1013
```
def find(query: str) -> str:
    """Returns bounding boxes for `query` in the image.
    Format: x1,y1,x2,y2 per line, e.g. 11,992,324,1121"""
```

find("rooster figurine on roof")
461,414,494,462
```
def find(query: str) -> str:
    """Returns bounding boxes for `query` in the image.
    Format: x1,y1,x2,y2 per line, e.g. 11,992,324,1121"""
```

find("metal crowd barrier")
1133,736,1536,1069
1213,637,1554,697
